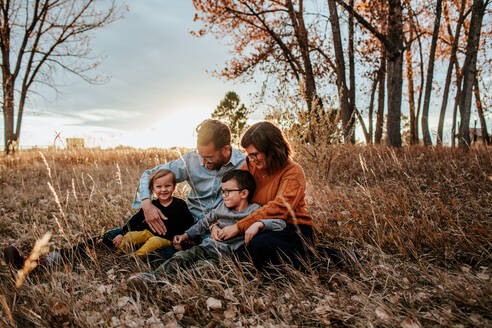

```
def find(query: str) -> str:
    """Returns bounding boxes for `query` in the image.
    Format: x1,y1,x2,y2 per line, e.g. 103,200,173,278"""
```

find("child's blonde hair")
148,169,176,191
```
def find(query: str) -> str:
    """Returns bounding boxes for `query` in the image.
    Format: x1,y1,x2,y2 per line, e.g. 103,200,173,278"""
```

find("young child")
111,169,194,256
154,169,286,277
4,169,194,269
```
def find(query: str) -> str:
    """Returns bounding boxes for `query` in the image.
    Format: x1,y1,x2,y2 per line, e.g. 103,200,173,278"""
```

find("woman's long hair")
241,121,291,175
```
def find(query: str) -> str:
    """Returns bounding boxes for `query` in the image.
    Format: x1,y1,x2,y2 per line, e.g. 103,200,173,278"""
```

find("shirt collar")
226,148,246,167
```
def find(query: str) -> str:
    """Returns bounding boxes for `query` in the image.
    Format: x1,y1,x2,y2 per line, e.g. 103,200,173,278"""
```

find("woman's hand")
219,224,240,240
112,234,124,248
244,222,264,246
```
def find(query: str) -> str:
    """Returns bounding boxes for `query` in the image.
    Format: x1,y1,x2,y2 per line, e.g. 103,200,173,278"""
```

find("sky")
0,1,490,149
1,1,259,149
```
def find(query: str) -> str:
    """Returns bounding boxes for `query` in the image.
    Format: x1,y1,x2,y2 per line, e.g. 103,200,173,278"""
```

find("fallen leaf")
53,301,69,316
117,296,131,308
469,314,482,325
400,317,421,328
477,272,489,280
111,316,120,327
351,295,363,303
164,318,180,328
375,306,390,321
313,305,331,315
173,304,186,320
224,288,235,301
224,309,236,319
206,297,222,311
415,292,429,301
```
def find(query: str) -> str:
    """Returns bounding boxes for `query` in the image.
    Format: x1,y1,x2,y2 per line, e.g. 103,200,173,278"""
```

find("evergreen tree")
212,92,251,145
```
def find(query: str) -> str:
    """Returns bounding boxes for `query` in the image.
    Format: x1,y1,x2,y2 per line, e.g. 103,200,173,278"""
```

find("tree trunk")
385,0,403,147
437,0,466,145
451,70,463,147
348,0,356,143
327,0,354,143
286,0,322,143
412,15,425,143
368,72,379,143
405,39,418,145
2,79,16,154
458,0,486,149
375,53,386,144
474,74,489,145
421,0,442,146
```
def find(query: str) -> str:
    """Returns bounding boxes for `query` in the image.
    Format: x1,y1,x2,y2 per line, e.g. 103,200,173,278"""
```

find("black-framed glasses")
247,152,261,161
221,188,244,197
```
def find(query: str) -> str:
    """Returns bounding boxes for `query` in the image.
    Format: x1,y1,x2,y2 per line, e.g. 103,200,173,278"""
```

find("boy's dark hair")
196,119,231,150
148,169,176,191
222,169,256,202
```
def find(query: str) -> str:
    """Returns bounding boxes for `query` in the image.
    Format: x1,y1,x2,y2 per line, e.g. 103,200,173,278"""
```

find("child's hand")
245,222,264,246
112,234,124,248
210,225,222,241
173,233,189,245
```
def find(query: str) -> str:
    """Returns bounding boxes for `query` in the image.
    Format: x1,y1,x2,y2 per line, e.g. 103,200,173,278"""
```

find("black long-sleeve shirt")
121,197,194,240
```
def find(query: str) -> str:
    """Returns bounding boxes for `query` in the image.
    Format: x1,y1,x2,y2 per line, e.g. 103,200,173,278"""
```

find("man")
133,119,246,236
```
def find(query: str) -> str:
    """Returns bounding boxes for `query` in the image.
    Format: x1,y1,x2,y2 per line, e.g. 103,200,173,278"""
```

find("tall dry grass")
0,145,490,327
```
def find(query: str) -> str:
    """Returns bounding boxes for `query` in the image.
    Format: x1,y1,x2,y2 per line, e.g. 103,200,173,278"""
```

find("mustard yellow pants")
119,229,172,256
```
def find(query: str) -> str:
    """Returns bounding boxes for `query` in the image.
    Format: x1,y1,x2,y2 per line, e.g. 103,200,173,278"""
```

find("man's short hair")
196,119,231,149
222,169,256,202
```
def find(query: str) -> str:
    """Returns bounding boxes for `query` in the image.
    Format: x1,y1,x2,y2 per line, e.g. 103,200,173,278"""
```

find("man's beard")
209,153,227,170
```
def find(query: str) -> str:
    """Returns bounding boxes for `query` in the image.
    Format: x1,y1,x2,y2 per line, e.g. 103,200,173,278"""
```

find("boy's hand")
210,225,222,241
245,222,264,246
173,233,189,245
142,199,168,235
112,234,124,248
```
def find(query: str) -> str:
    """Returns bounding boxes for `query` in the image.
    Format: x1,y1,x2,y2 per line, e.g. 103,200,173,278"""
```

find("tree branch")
333,0,392,51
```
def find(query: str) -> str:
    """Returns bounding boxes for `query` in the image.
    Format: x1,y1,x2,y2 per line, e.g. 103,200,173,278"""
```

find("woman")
216,121,314,271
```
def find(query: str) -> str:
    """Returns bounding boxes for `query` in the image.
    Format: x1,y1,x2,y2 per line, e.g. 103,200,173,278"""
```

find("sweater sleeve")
236,166,307,233
260,219,286,231
185,209,216,239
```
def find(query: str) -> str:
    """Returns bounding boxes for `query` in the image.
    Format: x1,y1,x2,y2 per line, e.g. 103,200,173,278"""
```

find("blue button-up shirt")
132,148,246,221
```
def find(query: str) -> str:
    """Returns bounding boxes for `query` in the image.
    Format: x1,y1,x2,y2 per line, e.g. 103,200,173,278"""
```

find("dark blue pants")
236,224,314,272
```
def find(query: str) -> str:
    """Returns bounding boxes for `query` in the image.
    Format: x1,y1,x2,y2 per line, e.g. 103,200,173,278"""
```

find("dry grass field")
0,145,490,327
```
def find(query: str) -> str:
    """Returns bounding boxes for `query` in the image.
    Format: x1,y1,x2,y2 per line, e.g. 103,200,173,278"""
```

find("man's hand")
173,233,189,245
218,224,240,241
142,199,167,235
244,222,264,246
112,234,124,248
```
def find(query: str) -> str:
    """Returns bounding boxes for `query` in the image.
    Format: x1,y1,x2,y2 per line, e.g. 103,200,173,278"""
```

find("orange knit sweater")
236,159,314,233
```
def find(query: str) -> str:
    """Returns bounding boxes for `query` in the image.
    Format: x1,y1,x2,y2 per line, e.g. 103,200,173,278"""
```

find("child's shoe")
3,245,26,270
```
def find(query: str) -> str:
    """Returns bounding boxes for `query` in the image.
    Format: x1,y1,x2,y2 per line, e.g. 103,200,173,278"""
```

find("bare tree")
1,0,122,154
458,0,489,148
437,0,469,145
335,0,404,147
421,0,442,146
327,0,354,143
375,51,386,144
474,73,489,145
